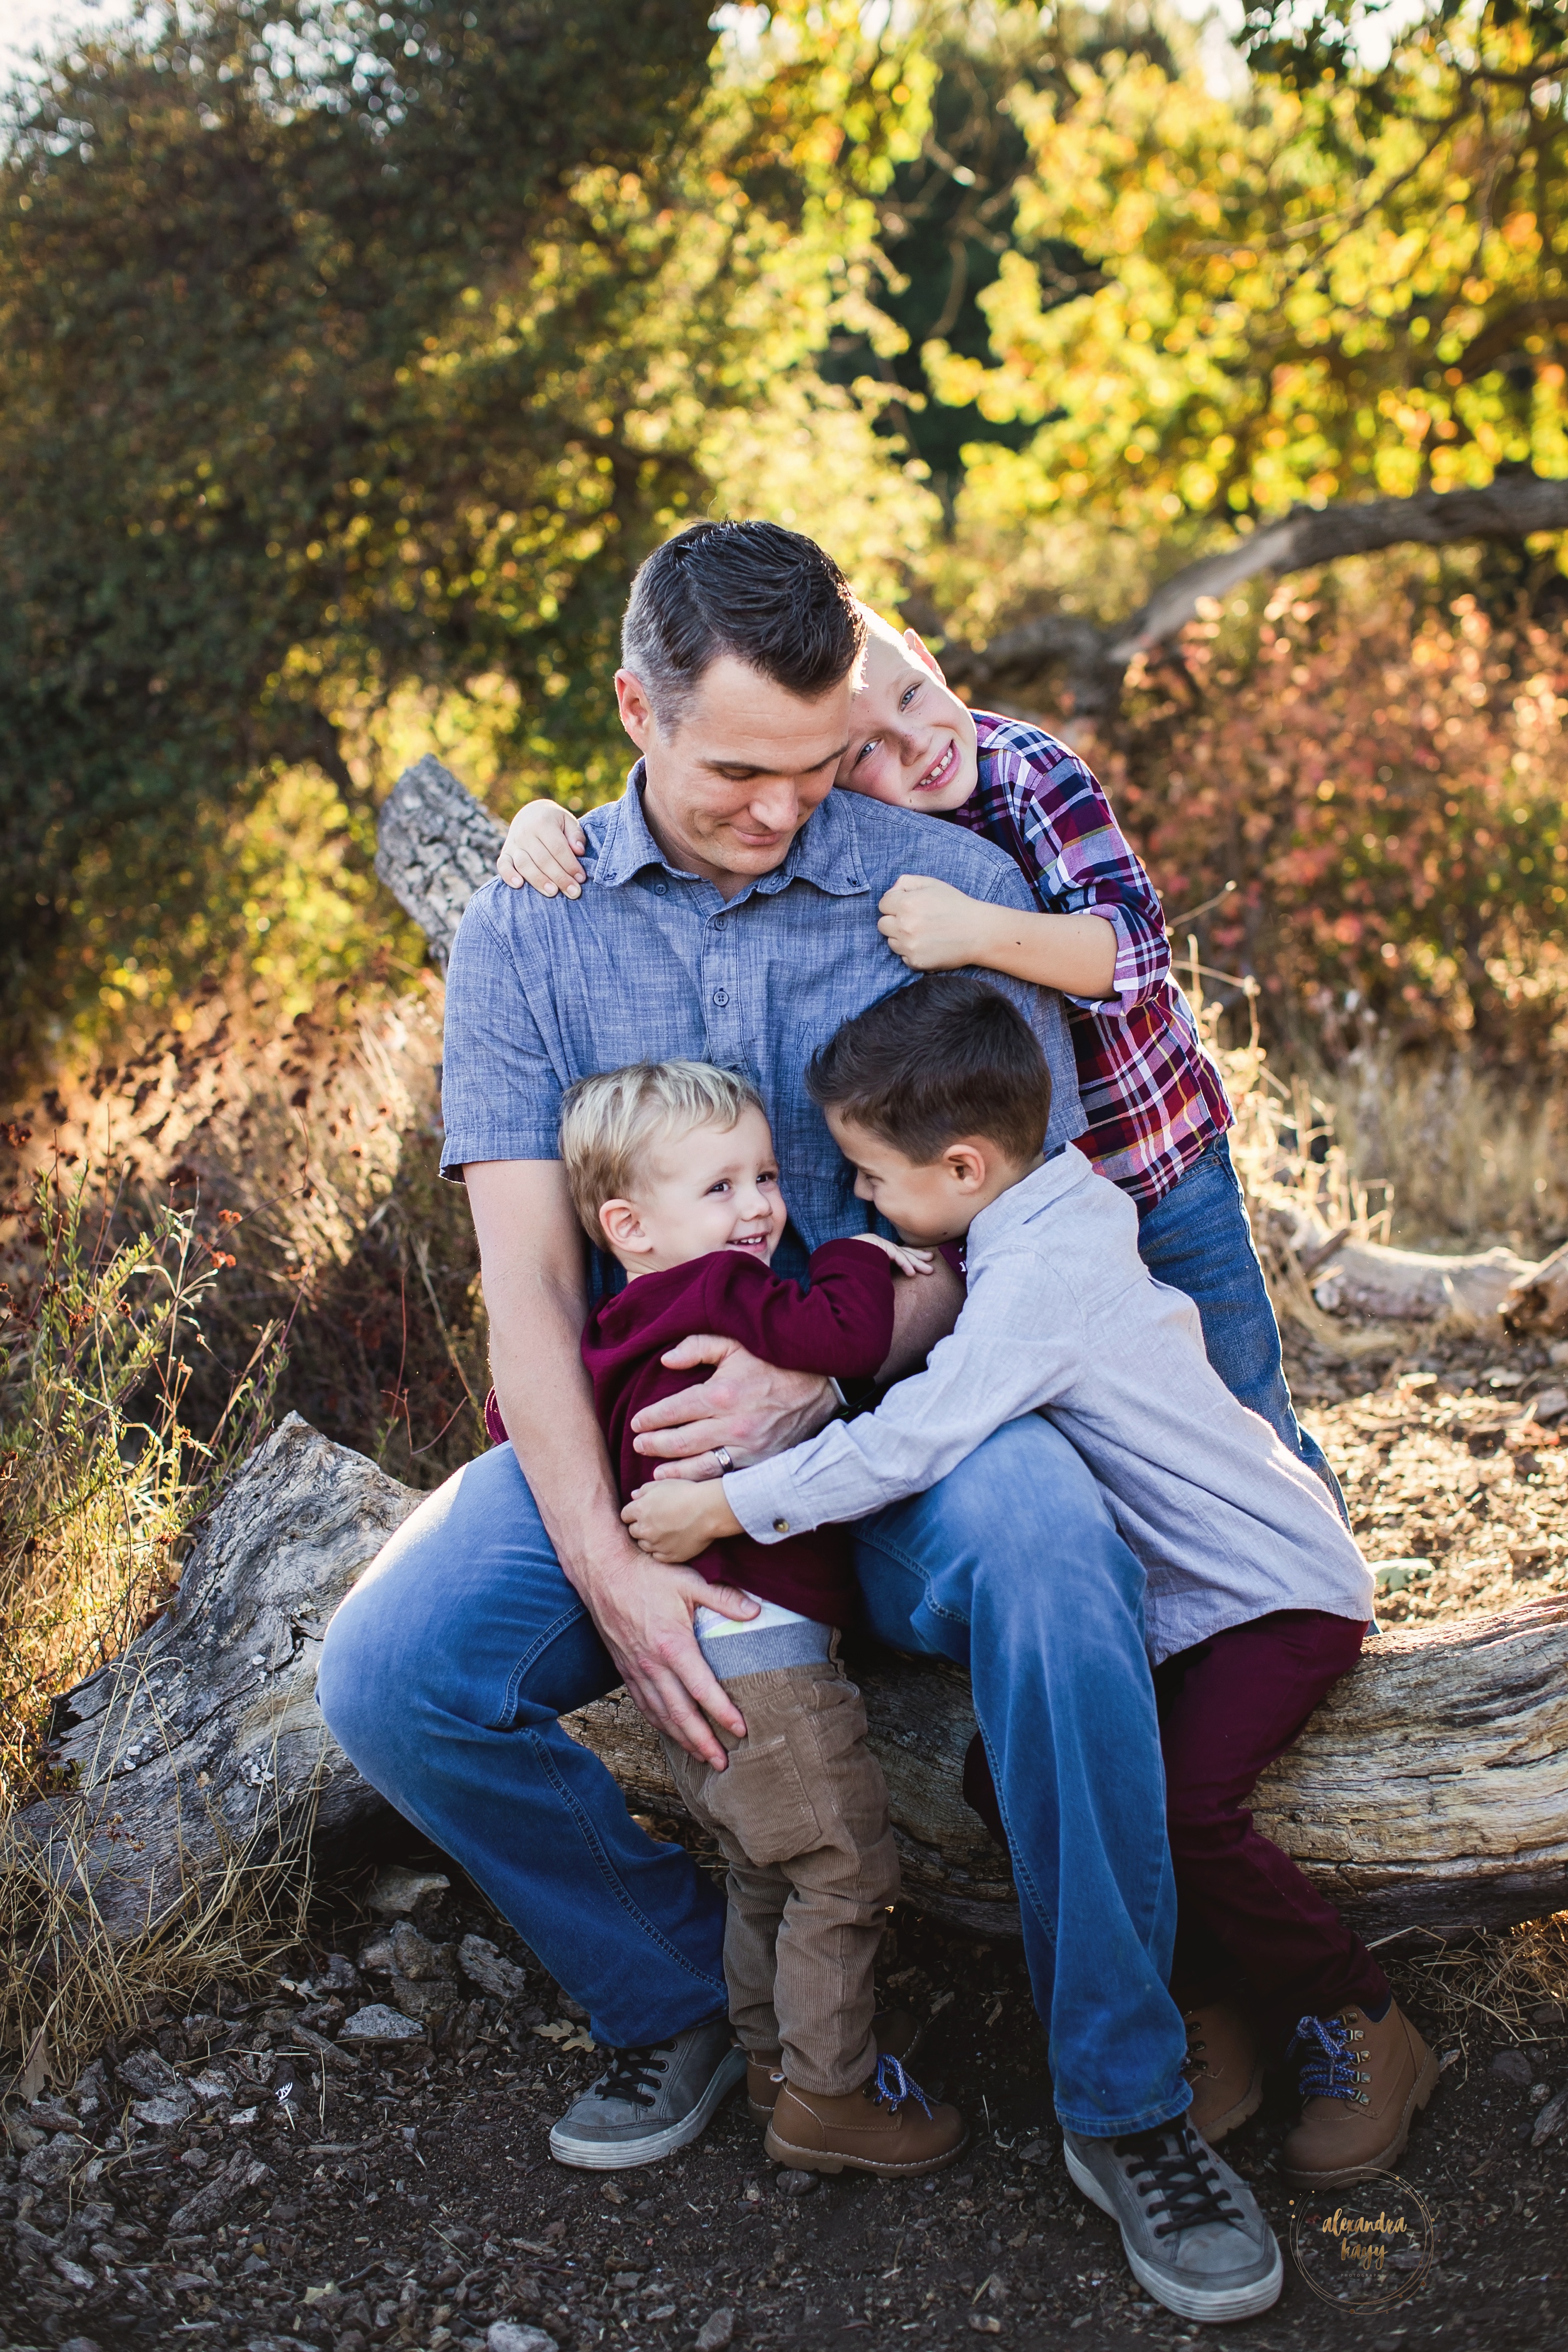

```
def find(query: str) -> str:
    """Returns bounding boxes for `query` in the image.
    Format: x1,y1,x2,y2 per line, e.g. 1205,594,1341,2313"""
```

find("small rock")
52,2251,96,2289
367,1863,451,1918
1530,2000,1565,2030
459,1934,529,2000
1533,2082,1568,2147
178,2147,210,2171
229,2105,259,2127
488,2328,557,2352
59,2338,105,2352
20,2134,88,2186
117,2049,181,2099
969,2319,1002,2337
189,2068,236,2104
391,1921,456,1981
559,1996,590,2022
70,2060,107,2116
695,2310,734,2352
385,1970,455,2021
339,2003,425,2044
321,1951,361,1990
131,2087,196,2129
776,2166,819,2195
1529,1385,1568,1422
1488,2049,1532,2086
359,1930,396,1973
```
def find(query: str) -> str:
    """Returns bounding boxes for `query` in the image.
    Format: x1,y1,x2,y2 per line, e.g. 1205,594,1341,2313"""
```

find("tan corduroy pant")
664,1657,900,2097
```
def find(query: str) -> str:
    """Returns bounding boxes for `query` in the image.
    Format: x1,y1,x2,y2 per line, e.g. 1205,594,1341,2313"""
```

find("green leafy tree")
0,0,928,1067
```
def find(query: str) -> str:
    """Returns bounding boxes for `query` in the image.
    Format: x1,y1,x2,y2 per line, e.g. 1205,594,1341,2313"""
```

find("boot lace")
1113,2124,1243,2240
1292,2012,1368,2103
1181,2015,1211,2083
593,2042,673,2108
872,2054,933,2118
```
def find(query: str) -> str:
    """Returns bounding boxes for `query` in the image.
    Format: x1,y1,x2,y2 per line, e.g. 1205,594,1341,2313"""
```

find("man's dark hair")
621,519,866,730
807,975,1053,1166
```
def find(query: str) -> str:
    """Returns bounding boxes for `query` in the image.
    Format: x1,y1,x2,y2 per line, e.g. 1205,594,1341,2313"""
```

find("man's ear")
599,1196,654,1256
615,668,657,750
904,627,950,687
942,1140,991,1194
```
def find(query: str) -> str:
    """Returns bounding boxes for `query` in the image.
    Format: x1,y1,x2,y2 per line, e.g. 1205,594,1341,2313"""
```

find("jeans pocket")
697,1732,820,1867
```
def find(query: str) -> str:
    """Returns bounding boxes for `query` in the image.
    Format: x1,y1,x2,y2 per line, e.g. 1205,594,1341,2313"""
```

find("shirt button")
773,1518,790,1534
654,882,668,896
712,988,729,1007
712,916,726,930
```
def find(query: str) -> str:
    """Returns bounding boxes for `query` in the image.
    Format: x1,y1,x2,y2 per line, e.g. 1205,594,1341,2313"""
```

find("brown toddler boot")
746,2009,924,2124
764,2055,967,2178
1180,1998,1264,2143
1282,2002,1439,2187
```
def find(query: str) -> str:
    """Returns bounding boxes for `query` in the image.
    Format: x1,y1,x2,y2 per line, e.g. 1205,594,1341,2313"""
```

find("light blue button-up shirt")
440,768,1085,1285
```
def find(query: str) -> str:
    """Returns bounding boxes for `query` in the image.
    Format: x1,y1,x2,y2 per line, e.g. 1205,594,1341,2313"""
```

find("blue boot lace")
1292,2012,1367,2103
873,2054,933,2117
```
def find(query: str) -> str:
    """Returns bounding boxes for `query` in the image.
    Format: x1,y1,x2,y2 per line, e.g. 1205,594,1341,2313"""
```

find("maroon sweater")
584,1241,895,1625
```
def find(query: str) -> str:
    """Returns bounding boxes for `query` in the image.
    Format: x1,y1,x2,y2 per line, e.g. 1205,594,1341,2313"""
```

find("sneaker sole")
1063,2143,1284,2323
762,2120,969,2181
549,2046,746,2172
1279,2042,1441,2189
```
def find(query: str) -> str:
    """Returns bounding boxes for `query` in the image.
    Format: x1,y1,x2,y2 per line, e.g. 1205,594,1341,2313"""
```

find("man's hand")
583,1551,757,1766
631,1334,837,1483
877,873,994,972
623,1479,742,1563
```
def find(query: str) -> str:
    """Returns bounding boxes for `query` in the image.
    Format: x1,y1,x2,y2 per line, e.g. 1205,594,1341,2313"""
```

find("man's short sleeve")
438,885,566,1177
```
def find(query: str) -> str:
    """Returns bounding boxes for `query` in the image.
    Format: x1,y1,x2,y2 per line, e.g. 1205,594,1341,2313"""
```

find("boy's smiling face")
836,616,979,815
597,1104,788,1277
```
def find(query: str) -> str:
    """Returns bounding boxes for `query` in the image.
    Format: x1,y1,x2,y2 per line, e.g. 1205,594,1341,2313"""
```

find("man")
318,521,1279,2321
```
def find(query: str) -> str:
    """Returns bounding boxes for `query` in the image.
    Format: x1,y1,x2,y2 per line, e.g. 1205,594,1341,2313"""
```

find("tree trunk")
18,1419,1568,1949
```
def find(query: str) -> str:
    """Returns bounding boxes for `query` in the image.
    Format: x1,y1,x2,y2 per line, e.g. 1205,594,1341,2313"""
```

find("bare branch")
941,470,1568,714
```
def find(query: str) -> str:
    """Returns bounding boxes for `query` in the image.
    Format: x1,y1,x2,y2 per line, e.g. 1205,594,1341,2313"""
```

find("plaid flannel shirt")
946,711,1232,1204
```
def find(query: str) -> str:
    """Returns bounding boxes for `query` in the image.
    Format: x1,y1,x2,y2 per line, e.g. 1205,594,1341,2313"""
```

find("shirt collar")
592,763,868,900
968,1143,1090,1250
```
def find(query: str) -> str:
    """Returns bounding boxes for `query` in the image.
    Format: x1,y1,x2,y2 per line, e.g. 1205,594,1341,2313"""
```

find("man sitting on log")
318,520,1294,2323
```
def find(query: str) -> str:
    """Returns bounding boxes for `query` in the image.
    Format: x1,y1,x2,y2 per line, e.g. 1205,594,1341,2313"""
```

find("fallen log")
16,1418,1568,1948
1501,1240,1568,1340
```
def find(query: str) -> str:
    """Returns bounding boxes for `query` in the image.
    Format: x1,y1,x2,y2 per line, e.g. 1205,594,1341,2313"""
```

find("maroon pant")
963,1608,1389,2039
1152,1609,1389,2038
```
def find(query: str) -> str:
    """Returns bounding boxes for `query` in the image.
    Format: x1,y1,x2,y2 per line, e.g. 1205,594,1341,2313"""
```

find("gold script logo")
1289,2174,1436,2310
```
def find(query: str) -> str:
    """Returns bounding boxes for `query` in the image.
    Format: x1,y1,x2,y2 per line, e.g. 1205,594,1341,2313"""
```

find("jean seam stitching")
492,1601,594,1730
526,1727,727,1997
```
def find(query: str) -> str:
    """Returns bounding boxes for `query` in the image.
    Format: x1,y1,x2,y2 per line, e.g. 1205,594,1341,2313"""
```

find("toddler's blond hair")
558,1060,765,1245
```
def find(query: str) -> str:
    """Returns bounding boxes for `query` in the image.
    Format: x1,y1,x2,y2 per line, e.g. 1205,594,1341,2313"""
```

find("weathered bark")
20,1419,1568,1948
1260,1195,1538,1328
374,753,506,972
941,471,1568,715
1501,1241,1568,1340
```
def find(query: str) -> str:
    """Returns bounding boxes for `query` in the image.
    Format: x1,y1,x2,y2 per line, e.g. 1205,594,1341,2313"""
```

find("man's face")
616,654,854,895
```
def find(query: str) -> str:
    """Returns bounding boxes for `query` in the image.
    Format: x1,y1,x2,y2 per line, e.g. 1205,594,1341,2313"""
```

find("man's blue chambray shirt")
440,767,1086,1287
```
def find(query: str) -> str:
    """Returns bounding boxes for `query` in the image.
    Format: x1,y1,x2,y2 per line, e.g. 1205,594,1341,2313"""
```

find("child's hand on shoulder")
848,1232,936,1279
878,872,993,972
498,799,587,896
623,1478,741,1563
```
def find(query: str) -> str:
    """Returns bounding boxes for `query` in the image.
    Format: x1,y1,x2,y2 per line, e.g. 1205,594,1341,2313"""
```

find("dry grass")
1390,1912,1568,2060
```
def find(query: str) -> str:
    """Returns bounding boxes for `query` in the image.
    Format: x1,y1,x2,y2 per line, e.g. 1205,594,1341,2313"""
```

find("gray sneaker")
548,2018,745,2171
1063,2119,1284,2322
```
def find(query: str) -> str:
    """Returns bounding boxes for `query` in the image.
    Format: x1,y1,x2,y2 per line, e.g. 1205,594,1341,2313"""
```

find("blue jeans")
1137,1133,1347,1521
317,1420,1190,2139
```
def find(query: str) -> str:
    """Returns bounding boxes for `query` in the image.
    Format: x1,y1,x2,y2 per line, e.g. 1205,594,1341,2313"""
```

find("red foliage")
1086,587,1568,1057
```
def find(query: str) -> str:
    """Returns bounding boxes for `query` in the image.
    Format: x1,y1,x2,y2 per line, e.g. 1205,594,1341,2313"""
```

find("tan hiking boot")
1282,2002,1439,2187
745,2008,924,2124
1181,1999,1264,2143
764,2056,967,2178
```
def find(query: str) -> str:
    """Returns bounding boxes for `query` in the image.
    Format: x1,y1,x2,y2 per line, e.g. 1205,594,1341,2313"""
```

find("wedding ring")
713,1447,734,1473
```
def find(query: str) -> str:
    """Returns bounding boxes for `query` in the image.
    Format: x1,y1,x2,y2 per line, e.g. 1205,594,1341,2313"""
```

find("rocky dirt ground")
5,1325,1568,2352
